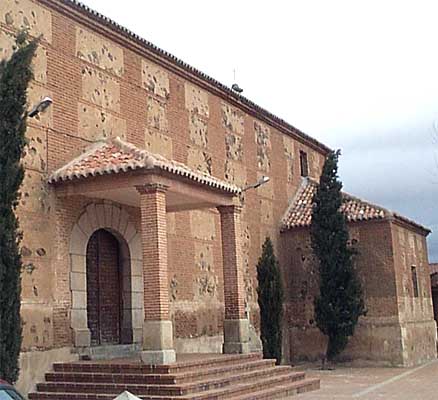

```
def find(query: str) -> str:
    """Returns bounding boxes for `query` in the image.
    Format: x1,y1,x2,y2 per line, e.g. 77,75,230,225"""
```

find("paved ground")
297,359,438,399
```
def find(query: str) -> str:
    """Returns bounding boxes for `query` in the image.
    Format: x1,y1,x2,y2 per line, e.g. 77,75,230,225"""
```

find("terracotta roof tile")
48,137,241,194
430,263,438,275
281,179,429,234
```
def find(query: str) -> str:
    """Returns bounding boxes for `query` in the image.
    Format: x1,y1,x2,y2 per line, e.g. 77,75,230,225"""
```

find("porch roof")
48,137,240,195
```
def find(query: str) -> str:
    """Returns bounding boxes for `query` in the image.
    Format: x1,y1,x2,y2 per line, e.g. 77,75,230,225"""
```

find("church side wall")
0,0,327,375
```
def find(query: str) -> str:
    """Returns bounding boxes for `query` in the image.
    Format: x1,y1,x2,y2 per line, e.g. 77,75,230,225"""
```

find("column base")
223,342,251,354
223,318,251,354
140,349,176,364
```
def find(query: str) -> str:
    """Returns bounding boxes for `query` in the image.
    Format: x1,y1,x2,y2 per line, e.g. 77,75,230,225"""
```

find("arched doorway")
86,229,123,345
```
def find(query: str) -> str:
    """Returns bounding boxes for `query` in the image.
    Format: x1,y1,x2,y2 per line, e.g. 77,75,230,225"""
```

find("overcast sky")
80,0,438,261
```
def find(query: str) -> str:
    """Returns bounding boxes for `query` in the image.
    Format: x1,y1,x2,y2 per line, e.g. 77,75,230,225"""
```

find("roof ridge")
45,0,331,154
281,179,430,234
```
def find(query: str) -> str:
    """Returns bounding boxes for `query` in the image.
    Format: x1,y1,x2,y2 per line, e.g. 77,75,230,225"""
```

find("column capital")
217,204,243,215
135,183,169,195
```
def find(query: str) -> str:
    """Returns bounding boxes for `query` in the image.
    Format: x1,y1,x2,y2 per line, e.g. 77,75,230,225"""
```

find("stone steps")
28,353,319,400
45,359,276,385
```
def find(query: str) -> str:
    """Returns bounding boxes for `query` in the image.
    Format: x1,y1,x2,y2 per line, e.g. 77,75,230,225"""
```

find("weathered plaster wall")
280,220,435,366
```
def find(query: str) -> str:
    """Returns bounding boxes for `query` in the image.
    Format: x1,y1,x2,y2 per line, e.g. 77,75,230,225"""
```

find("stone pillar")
218,205,250,354
136,183,176,364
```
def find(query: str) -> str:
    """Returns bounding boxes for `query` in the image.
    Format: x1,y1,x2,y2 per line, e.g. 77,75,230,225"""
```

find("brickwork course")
0,0,436,393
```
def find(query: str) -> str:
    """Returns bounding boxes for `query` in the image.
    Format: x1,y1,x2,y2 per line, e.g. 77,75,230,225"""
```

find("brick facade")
0,0,434,390
280,220,436,366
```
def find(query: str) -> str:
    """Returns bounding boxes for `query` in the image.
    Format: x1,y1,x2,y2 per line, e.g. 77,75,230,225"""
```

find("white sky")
80,0,438,260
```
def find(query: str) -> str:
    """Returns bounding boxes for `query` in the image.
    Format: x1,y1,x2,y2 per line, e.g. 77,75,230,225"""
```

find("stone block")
21,258,53,302
86,203,98,231
70,271,86,292
194,242,218,299
145,129,173,159
95,203,106,228
133,328,143,344
21,305,54,350
23,126,47,172
140,349,176,364
128,233,142,260
131,276,143,293
259,199,274,226
73,328,91,347
185,83,209,117
283,135,295,183
222,102,244,135
70,254,86,273
81,66,120,112
131,259,143,277
77,212,94,238
118,210,130,237
147,96,168,132
78,103,127,141
0,29,47,83
18,170,50,214
141,60,170,99
143,320,174,350
190,210,216,241
254,121,271,172
72,291,86,310
70,308,87,329
189,114,208,148
111,205,121,231
187,147,212,175
76,27,124,76
224,160,247,187
103,202,113,229
167,213,176,235
223,319,250,354
0,0,52,42
132,308,144,328
131,292,144,309
225,133,243,161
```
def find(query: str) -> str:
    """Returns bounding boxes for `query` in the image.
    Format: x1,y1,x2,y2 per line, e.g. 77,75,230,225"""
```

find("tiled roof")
430,263,438,275
281,179,430,234
48,137,241,194
45,0,330,155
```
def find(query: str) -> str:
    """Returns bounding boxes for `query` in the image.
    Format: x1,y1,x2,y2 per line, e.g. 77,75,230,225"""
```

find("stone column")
136,183,176,364
218,205,250,354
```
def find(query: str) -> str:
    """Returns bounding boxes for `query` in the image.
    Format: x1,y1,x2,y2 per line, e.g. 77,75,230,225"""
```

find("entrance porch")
49,137,251,364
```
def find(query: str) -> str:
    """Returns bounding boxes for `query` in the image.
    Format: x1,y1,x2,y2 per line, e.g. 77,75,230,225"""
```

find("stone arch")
69,201,143,348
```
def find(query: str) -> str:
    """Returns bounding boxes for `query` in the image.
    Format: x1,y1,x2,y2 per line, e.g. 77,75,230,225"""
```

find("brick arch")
69,202,143,348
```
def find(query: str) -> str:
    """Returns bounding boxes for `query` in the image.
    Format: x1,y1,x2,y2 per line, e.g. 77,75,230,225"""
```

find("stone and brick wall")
0,0,326,361
280,220,436,366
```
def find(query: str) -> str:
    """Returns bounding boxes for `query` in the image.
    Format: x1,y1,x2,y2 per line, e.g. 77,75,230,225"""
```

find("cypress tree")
310,150,365,363
256,237,284,364
0,32,37,383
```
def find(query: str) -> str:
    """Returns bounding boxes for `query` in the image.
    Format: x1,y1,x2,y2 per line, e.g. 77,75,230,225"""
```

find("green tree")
0,32,37,383
256,237,284,364
310,150,365,363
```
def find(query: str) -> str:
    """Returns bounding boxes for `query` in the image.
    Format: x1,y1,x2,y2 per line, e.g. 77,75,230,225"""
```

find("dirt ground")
297,359,438,399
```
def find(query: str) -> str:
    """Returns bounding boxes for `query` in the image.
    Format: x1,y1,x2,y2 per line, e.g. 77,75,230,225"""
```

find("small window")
300,151,308,177
411,266,419,298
